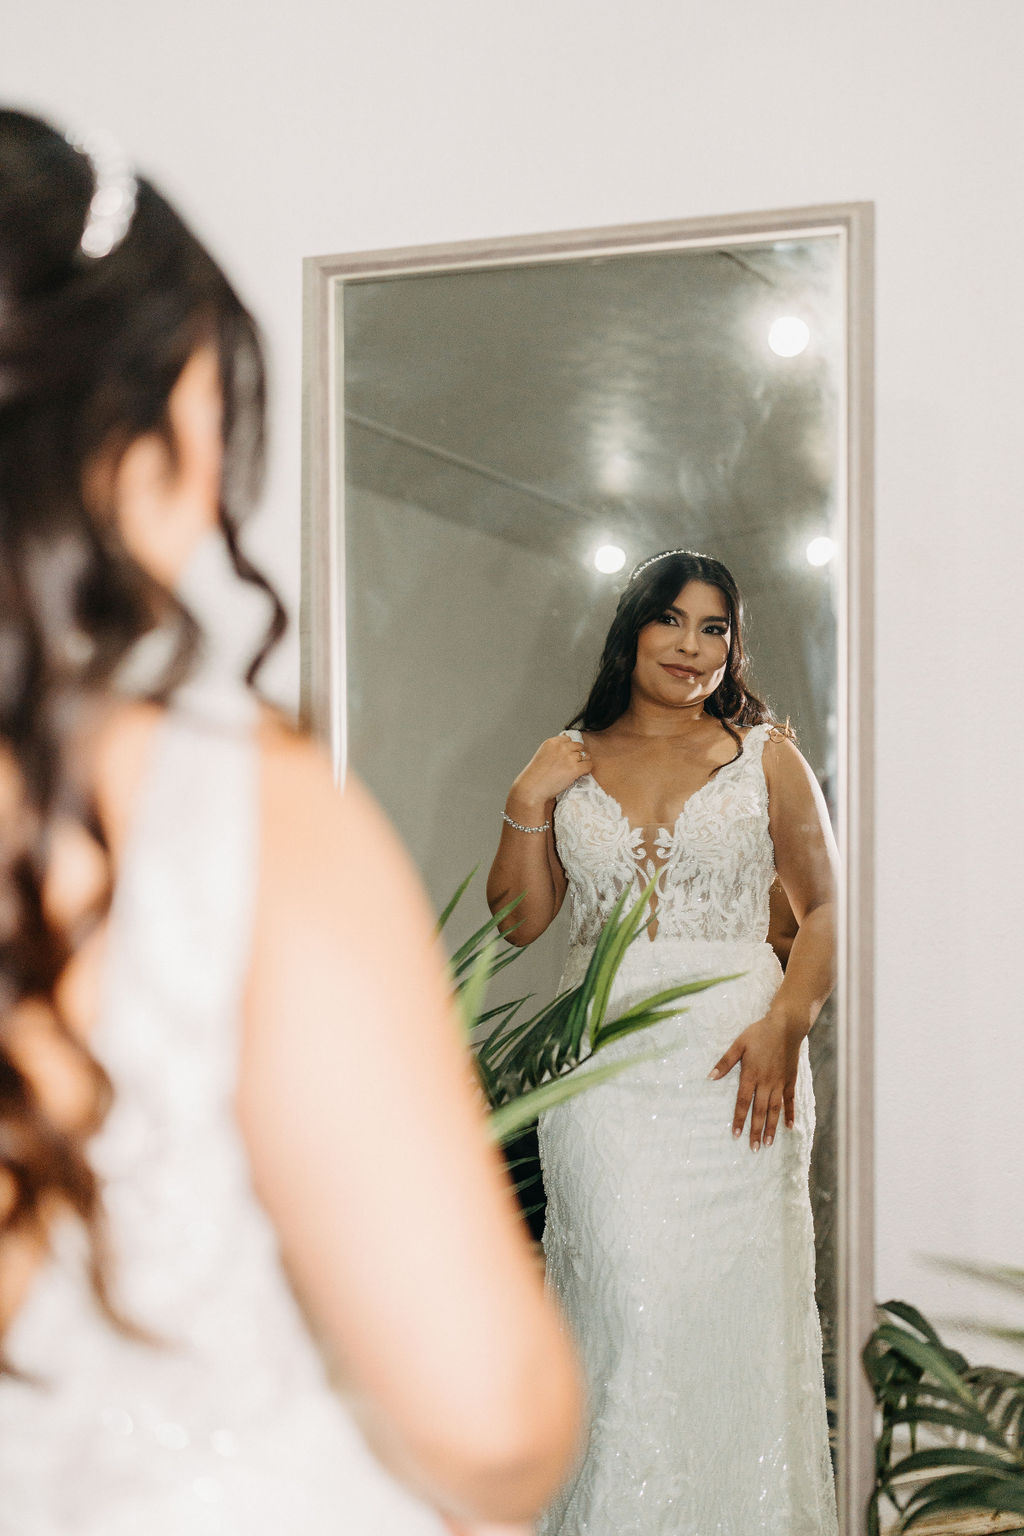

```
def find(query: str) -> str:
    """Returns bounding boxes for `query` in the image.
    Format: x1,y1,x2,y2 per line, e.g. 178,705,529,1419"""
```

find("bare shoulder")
244,720,443,1083
757,720,799,749
760,730,819,794
256,710,337,811
254,713,427,928
761,728,808,767
255,712,388,849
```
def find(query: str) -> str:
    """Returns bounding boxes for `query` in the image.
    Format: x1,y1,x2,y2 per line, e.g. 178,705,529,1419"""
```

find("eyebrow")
665,604,730,624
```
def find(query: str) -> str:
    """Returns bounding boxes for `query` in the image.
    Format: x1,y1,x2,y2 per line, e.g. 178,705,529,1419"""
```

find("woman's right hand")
489,735,588,945
508,735,591,811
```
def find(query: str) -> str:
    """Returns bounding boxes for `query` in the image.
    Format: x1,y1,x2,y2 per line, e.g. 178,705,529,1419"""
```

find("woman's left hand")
708,1011,804,1151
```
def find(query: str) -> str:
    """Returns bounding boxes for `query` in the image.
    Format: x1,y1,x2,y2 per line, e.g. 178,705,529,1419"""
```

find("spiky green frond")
864,1300,1024,1534
440,870,737,1148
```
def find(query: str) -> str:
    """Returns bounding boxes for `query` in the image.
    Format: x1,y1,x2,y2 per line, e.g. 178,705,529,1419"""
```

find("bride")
0,109,580,1535
487,549,839,1536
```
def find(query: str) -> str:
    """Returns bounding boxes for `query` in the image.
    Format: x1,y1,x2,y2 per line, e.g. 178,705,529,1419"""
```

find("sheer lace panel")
554,724,776,947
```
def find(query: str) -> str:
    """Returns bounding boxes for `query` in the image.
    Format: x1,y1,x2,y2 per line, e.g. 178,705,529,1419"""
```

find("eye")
655,611,679,626
703,623,729,637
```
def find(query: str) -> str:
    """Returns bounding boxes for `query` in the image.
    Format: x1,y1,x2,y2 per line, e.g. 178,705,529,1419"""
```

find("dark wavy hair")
0,109,285,1367
567,549,787,759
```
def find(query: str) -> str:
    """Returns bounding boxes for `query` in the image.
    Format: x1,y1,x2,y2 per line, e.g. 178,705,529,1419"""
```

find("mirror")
302,206,874,1534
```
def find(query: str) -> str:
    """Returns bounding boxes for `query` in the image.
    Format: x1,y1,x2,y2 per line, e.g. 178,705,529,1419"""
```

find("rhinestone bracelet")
501,810,550,834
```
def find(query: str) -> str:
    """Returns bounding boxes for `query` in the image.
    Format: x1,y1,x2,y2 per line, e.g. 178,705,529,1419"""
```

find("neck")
618,693,708,739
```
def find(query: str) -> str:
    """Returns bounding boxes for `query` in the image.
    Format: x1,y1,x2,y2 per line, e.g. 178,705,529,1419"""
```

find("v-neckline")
586,770,719,844
583,739,751,943
581,723,757,845
584,773,722,944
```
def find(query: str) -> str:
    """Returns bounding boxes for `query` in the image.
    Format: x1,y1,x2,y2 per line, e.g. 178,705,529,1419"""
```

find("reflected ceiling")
342,238,841,593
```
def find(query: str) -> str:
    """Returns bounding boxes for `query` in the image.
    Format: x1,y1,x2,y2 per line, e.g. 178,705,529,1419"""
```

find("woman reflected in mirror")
487,549,839,1536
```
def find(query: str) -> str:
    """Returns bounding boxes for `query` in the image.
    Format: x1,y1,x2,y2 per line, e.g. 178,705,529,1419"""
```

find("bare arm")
766,878,799,970
710,735,838,1151
485,736,590,945
239,731,582,1525
762,735,838,1035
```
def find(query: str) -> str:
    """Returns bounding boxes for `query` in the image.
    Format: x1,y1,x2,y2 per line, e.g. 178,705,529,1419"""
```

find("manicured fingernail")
765,1135,773,1147
708,1068,721,1080
732,1127,742,1138
752,1140,761,1151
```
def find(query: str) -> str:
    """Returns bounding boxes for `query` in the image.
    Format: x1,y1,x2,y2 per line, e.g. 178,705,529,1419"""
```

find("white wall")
6,0,1023,1352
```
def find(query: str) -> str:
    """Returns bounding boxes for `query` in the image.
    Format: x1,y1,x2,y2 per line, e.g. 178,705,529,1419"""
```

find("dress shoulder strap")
740,721,772,760
96,692,260,1070
729,723,775,790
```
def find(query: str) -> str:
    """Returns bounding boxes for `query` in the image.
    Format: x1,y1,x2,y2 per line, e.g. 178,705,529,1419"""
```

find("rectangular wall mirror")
302,204,874,1534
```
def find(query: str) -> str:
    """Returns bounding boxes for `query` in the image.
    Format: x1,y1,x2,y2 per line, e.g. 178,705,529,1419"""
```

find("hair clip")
65,126,137,260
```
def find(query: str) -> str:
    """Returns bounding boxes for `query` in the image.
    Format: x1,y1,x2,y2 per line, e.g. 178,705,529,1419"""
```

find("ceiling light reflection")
593,544,627,574
806,536,836,567
769,316,811,357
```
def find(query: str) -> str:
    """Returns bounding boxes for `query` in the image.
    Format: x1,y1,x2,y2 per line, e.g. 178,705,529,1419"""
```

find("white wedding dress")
538,724,838,1536
0,698,445,1536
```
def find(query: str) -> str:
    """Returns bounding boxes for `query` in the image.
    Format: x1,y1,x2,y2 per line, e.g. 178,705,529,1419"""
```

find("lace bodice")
0,700,442,1535
554,723,776,949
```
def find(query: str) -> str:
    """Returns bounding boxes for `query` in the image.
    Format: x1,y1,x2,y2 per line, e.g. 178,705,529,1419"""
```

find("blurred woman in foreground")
0,109,580,1535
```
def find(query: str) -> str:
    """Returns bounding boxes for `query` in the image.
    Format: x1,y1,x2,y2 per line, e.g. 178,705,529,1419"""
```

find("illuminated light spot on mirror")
598,449,635,496
769,316,811,357
806,536,836,567
593,544,627,574
676,458,708,508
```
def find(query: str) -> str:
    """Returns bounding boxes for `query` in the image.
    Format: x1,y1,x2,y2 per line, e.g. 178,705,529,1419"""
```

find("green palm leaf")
439,870,737,1148
581,881,649,1036
865,1300,1024,1533
488,1046,672,1144
452,940,498,1042
443,888,524,981
592,976,740,1050
880,1299,949,1350
869,1323,981,1408
901,1478,1024,1529
436,866,479,932
882,1404,1015,1450
888,1447,1021,1479
928,1259,1024,1298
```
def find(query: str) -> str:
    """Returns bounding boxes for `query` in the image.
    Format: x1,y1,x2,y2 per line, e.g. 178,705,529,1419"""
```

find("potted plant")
863,1270,1024,1533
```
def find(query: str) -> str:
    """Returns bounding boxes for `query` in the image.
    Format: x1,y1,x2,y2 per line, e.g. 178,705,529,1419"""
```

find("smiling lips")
662,664,701,679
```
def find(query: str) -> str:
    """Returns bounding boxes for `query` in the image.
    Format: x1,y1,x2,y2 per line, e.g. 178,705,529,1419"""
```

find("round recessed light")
593,544,627,574
806,535,836,567
769,316,811,358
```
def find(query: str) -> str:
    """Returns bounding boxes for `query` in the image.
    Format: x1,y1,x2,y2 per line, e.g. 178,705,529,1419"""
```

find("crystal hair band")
628,549,704,583
65,126,138,259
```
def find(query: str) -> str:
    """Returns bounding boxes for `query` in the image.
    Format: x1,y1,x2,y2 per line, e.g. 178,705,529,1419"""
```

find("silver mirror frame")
301,203,875,1536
